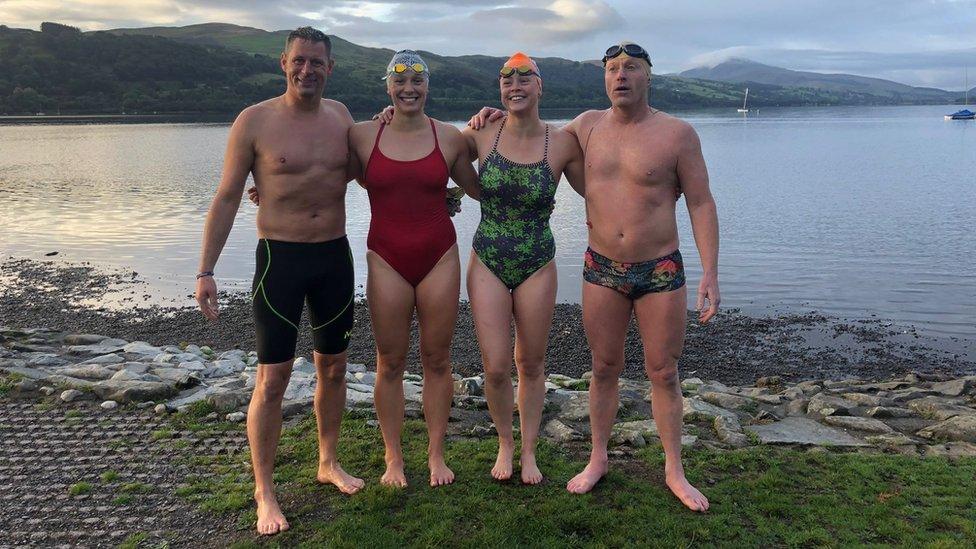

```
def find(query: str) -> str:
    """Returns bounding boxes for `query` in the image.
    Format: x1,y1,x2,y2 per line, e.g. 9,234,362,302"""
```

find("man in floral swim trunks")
564,42,720,511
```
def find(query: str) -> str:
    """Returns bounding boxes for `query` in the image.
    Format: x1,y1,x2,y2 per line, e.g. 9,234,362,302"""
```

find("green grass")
119,531,149,549
178,415,976,547
100,470,119,483
113,495,134,505
68,482,92,496
150,428,174,441
120,482,152,494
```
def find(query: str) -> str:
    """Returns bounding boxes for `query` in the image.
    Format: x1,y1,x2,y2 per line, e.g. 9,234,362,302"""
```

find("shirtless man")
472,42,719,511
195,27,364,535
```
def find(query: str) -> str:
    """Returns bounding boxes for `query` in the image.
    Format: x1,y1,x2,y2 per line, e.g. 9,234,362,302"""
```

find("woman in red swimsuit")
349,50,479,488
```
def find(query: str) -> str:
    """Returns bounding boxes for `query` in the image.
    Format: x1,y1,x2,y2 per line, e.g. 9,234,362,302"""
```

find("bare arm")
448,126,481,200
337,104,362,184
195,110,255,319
560,132,586,197
676,122,720,323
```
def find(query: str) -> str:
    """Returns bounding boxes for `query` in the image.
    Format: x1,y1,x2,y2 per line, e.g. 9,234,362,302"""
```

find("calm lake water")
0,105,973,338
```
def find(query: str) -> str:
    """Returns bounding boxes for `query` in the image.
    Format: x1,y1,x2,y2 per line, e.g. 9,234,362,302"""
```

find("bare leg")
512,261,557,485
416,245,461,486
248,360,293,535
567,283,632,494
635,288,709,512
367,251,415,488
313,351,364,494
468,253,516,480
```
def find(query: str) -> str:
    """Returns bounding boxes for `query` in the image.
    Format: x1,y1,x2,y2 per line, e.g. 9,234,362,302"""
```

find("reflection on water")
0,105,974,338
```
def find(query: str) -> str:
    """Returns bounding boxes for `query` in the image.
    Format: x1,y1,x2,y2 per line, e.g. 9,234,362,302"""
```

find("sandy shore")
1,257,972,385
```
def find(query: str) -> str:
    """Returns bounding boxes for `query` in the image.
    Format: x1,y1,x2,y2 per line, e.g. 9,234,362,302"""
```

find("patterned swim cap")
383,49,430,80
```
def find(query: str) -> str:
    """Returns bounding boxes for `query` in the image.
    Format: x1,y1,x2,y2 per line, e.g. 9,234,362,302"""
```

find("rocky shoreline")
2,257,974,386
3,327,975,458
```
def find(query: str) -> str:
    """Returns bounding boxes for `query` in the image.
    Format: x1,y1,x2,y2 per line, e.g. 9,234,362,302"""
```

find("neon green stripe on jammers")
252,239,299,332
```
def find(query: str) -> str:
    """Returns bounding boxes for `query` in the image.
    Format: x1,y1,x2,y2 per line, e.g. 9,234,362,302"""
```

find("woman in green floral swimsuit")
459,52,585,484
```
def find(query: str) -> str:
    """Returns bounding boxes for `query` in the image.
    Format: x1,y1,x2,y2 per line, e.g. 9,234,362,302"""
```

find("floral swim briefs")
582,247,686,300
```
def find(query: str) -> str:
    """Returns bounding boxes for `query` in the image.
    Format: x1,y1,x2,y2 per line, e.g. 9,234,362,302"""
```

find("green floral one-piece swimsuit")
473,120,557,290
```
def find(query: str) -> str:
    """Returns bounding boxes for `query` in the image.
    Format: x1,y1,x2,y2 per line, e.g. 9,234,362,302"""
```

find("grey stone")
681,377,705,391
346,390,374,409
39,386,55,396
682,397,738,422
890,388,935,402
212,378,246,390
922,442,976,458
806,393,856,416
14,379,39,393
80,354,124,366
347,382,373,394
347,363,367,374
917,415,976,443
281,398,313,418
176,361,206,372
865,433,917,446
544,419,583,443
100,401,118,410
226,412,247,423
681,435,698,447
207,388,251,412
841,393,884,407
930,379,972,398
27,354,68,367
154,403,169,414
91,380,177,403
0,365,48,380
714,415,749,448
292,357,315,374
700,391,755,411
282,375,315,401
59,364,116,381
60,389,84,402
152,353,176,364
152,368,200,388
63,334,109,345
612,419,658,447
404,373,422,383
471,424,495,438
907,396,974,421
218,349,247,362
795,381,823,394
122,342,162,356
823,416,895,434
745,417,869,447
454,376,484,397
403,382,423,402
756,376,782,388
354,371,377,385
45,374,95,389
866,406,913,419
559,391,598,422
755,394,785,405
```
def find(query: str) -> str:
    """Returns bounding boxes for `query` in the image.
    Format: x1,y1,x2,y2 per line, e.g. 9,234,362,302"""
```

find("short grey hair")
285,27,332,57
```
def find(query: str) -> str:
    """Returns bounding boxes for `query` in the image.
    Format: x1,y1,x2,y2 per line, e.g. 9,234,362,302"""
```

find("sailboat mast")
742,87,749,110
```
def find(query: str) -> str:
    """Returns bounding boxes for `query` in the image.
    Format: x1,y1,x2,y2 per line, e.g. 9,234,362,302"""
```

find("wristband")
196,271,214,279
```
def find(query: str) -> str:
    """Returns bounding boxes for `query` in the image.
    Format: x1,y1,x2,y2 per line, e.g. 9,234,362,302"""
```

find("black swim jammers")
252,237,355,364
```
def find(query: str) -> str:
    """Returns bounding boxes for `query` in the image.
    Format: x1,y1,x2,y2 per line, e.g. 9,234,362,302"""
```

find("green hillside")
0,22,955,116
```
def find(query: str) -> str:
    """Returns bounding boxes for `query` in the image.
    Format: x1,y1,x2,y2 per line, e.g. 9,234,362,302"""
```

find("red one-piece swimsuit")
364,118,456,287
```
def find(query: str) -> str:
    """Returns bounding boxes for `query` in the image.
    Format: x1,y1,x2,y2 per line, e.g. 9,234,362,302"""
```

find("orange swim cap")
501,52,541,78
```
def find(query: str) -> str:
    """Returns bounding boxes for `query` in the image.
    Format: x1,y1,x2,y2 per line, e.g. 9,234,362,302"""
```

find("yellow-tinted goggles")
392,63,426,74
499,65,538,78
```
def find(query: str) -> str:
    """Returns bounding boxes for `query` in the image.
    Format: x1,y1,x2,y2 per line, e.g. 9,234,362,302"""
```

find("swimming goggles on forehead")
602,43,652,66
499,64,539,78
391,63,427,74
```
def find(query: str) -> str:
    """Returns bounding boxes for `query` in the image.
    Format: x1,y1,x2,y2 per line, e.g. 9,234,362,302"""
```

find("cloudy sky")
3,0,976,89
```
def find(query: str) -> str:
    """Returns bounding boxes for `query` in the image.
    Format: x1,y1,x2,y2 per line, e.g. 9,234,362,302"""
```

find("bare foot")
255,491,290,536
520,453,543,485
429,455,455,487
566,459,607,494
381,458,408,488
492,441,514,480
317,461,365,495
665,469,709,512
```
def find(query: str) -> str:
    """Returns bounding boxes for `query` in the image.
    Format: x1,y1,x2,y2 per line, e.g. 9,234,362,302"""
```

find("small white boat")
737,87,750,113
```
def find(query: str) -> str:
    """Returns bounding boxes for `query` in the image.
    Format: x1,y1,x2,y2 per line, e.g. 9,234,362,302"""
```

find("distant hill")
1,22,967,116
678,58,964,103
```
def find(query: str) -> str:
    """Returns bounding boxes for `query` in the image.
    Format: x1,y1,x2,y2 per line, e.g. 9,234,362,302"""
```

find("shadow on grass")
178,414,976,547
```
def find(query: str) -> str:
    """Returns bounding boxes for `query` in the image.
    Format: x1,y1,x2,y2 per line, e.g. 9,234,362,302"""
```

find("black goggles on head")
602,44,652,67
